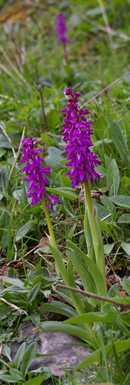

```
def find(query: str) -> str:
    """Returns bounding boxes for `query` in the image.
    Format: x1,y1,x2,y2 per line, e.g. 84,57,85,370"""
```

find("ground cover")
0,0,130,384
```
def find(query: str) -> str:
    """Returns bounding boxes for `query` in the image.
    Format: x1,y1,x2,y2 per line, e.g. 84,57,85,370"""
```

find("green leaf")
121,242,130,256
107,118,129,165
121,276,130,295
0,277,24,287
101,195,116,215
9,368,24,381
63,311,112,324
41,133,55,146
0,375,17,383
118,214,130,223
14,342,26,369
2,344,11,361
45,146,64,168
16,223,33,241
67,241,107,297
24,374,51,385
67,223,77,239
67,261,93,313
38,321,97,347
52,285,73,307
109,195,130,208
104,243,114,256
67,249,98,306
42,300,77,318
27,283,41,305
21,342,38,377
107,159,120,195
46,110,60,130
75,337,130,370
46,187,78,199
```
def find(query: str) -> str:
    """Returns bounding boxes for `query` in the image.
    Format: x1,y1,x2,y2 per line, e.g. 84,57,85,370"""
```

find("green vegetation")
0,0,130,384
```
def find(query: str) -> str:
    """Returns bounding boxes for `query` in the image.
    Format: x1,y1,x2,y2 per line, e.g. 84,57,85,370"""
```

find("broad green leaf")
24,374,51,385
38,321,97,347
67,241,107,297
75,337,130,370
121,176,130,187
95,203,111,222
0,133,12,149
107,118,129,165
46,187,78,199
86,6,102,17
13,189,23,200
63,311,112,324
2,344,11,361
16,223,33,241
27,283,41,305
109,195,130,208
67,261,93,313
104,243,114,255
67,249,98,306
21,342,38,377
42,300,77,318
45,146,65,168
0,277,24,287
101,195,116,215
121,276,130,295
0,375,16,383
100,220,114,236
52,284,73,307
118,214,130,223
41,133,55,146
107,159,120,195
121,242,130,256
14,342,26,369
46,110,60,130
9,368,24,381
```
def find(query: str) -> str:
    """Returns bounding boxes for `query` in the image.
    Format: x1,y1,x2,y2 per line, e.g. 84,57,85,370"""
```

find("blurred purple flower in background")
21,138,61,211
56,13,69,44
62,88,102,188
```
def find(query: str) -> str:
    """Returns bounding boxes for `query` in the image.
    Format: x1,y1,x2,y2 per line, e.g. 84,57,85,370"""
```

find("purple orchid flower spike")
21,138,61,211
62,88,102,188
56,13,69,64
56,13,69,44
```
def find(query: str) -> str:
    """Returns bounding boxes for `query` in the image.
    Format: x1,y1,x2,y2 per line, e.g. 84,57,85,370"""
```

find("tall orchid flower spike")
62,87,102,188
62,88,106,282
56,13,69,63
21,138,61,211
21,138,61,244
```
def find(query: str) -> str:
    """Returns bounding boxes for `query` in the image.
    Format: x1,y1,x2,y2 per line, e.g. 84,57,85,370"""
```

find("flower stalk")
84,179,100,267
42,193,57,246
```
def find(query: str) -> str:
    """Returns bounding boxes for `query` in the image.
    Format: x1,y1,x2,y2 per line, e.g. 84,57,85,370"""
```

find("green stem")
42,193,57,247
42,193,68,284
84,180,99,266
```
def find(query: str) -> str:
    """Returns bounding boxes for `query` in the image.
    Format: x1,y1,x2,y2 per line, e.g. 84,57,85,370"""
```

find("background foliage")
0,0,130,384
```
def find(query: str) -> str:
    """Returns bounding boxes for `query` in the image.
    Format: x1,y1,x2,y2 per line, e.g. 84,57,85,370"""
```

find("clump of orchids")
21,88,107,347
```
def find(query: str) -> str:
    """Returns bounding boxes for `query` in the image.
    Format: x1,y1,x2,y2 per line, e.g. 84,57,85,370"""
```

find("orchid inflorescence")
62,87,102,188
56,13,69,44
20,138,61,211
